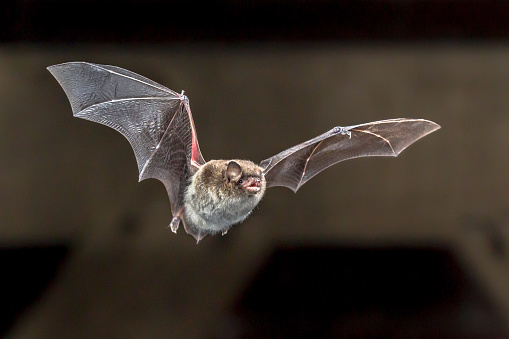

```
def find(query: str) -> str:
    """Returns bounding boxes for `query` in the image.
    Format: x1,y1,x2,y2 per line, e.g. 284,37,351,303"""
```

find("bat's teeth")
246,186,261,193
241,176,262,193
245,180,261,193
250,178,261,188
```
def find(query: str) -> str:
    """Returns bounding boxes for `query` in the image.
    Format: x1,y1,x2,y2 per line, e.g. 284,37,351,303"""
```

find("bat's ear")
225,161,242,183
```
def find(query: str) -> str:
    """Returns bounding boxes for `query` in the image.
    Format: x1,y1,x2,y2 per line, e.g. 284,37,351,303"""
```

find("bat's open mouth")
241,177,262,194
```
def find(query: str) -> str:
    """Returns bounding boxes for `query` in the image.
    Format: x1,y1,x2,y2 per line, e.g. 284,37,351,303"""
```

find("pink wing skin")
48,62,206,220
182,94,204,170
260,118,440,192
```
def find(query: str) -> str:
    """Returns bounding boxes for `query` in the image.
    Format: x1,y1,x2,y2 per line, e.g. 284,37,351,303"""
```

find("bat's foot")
333,126,352,139
168,207,185,234
168,216,180,233
221,229,228,236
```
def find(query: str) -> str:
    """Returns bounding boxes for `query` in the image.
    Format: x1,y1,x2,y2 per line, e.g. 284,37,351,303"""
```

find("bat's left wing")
260,118,440,192
48,62,205,235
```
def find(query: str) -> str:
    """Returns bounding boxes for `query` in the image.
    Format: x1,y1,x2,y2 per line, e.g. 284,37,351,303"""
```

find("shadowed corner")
0,245,70,337
216,245,507,339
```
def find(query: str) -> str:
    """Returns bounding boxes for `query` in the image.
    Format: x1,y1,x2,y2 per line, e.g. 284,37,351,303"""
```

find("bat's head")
224,160,266,196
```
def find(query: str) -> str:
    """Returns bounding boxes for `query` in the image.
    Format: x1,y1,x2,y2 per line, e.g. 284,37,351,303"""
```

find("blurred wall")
1,44,508,337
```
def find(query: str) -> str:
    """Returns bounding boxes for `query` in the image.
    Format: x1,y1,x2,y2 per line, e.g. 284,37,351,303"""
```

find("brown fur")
183,159,267,237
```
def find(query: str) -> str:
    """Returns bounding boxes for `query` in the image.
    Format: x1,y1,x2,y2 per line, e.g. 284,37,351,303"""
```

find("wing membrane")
260,118,440,192
48,62,205,214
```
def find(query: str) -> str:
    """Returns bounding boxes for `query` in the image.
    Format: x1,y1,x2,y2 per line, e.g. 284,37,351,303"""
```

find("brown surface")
1,44,509,338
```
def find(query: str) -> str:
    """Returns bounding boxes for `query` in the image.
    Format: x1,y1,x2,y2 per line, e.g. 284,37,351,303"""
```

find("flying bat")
48,62,440,243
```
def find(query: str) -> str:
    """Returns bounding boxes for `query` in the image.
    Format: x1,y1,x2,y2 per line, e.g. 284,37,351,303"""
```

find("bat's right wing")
48,62,205,226
260,118,440,192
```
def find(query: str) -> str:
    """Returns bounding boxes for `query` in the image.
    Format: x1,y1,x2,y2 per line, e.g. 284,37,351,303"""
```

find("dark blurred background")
2,1,509,338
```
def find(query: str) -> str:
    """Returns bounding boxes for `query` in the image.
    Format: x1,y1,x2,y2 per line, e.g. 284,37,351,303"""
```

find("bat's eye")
238,179,244,185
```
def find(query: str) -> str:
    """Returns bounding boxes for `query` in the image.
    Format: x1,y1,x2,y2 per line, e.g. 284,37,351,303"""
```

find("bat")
48,62,440,243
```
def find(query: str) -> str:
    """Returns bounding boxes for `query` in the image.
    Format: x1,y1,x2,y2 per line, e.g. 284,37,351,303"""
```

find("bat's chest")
183,185,262,233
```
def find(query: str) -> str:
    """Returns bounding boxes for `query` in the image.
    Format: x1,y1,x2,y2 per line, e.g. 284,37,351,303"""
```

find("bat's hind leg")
168,207,185,233
169,217,180,233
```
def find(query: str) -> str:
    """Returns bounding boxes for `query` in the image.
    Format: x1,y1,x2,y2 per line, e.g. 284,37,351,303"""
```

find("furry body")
183,160,267,235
